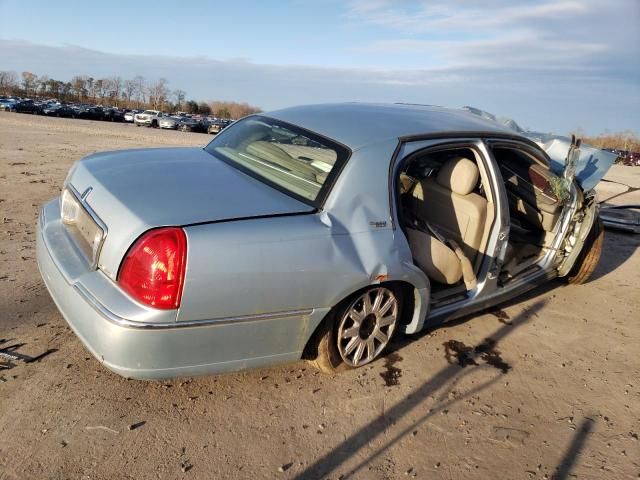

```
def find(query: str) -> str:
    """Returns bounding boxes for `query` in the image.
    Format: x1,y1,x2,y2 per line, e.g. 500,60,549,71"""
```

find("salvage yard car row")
0,96,233,134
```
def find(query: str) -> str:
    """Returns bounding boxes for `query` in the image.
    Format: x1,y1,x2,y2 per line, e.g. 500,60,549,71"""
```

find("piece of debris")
600,205,640,233
128,421,146,431
278,463,293,473
181,460,192,473
0,344,58,371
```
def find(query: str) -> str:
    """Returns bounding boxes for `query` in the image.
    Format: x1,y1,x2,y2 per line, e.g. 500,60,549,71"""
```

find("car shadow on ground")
293,299,547,479
587,229,638,283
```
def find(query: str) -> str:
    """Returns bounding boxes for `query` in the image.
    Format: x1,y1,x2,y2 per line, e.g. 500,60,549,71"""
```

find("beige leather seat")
406,228,463,285
410,157,487,261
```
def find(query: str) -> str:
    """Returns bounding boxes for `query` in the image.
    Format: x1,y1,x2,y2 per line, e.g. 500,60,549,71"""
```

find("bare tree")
209,100,261,119
123,78,138,106
70,76,88,101
86,77,95,102
47,78,59,98
147,78,169,110
94,79,109,103
37,74,49,96
21,71,38,96
105,76,122,105
134,75,146,105
0,71,19,95
173,89,186,111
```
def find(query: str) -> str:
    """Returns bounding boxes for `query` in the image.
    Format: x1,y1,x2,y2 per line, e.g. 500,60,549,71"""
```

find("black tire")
309,284,403,374
566,217,604,285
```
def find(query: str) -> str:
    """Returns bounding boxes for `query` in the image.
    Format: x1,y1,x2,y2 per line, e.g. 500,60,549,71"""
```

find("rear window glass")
204,115,349,206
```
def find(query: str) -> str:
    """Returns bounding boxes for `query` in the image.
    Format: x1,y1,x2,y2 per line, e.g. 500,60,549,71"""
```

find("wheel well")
301,280,416,360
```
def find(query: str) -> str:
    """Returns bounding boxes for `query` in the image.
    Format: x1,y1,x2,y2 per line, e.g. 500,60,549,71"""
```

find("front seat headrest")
436,157,479,196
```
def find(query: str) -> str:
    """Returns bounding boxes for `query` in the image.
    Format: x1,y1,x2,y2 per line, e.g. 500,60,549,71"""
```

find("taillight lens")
118,227,187,309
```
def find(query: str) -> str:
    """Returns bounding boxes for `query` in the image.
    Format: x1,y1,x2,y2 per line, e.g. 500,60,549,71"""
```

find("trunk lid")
68,147,313,279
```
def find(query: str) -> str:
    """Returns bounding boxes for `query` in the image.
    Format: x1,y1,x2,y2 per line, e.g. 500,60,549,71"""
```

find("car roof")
266,102,516,150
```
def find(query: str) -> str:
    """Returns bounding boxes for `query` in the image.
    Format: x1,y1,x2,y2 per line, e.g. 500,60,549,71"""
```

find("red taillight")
118,227,187,309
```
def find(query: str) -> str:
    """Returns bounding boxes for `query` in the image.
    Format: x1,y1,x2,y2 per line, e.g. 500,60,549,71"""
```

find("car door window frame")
389,137,511,307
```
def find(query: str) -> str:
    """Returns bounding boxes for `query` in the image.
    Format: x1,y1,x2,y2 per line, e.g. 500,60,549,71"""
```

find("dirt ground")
0,112,638,480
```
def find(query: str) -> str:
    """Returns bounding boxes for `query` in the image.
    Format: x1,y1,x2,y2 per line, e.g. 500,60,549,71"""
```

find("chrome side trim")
39,204,46,230
73,283,314,330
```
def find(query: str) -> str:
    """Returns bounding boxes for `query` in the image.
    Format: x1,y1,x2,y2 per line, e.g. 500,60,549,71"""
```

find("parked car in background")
177,117,204,132
14,100,42,114
623,152,640,166
0,99,17,111
36,103,615,380
77,106,105,121
158,116,181,129
123,110,138,122
134,110,164,127
207,119,232,134
103,108,125,122
42,104,77,118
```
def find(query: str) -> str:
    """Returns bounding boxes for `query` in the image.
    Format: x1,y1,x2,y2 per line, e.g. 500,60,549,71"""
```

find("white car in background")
134,110,164,127
124,111,136,122
158,116,181,129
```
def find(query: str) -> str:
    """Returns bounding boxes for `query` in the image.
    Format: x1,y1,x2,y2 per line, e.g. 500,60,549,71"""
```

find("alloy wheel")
337,287,398,367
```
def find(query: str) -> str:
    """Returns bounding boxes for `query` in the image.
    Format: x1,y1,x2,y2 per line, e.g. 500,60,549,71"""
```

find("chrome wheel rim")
337,287,398,367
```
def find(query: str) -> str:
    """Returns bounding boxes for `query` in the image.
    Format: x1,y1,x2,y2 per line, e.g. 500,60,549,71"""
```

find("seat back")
410,157,487,261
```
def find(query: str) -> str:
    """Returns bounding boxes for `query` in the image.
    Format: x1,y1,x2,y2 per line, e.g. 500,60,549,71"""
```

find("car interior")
398,144,566,298
398,147,495,298
491,145,564,280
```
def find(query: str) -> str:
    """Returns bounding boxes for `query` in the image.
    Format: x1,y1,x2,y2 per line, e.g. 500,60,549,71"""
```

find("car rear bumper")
37,199,324,379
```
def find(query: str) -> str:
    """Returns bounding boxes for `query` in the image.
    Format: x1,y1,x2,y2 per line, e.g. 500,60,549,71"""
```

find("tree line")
576,130,640,154
0,70,262,119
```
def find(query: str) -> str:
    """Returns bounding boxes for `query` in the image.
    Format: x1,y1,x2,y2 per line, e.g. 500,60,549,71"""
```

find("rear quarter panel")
179,214,414,322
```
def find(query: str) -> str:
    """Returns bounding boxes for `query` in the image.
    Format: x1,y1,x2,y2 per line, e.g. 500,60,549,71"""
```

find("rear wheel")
566,217,604,284
311,285,401,373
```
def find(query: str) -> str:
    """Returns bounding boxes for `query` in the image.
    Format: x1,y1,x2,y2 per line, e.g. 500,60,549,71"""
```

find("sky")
0,0,638,135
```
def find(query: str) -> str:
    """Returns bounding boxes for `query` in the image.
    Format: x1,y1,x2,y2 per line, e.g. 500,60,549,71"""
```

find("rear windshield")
203,115,349,206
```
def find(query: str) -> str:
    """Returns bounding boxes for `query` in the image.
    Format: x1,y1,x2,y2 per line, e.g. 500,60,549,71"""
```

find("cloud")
345,0,639,79
345,0,590,33
0,38,637,135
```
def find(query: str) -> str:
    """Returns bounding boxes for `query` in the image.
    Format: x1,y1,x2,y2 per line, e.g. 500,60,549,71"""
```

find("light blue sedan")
37,103,613,379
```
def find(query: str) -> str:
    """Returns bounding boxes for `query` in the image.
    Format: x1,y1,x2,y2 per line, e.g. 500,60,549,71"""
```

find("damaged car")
36,103,615,379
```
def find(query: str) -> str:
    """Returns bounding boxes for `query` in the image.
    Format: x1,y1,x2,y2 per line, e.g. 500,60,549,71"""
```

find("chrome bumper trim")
73,282,313,330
